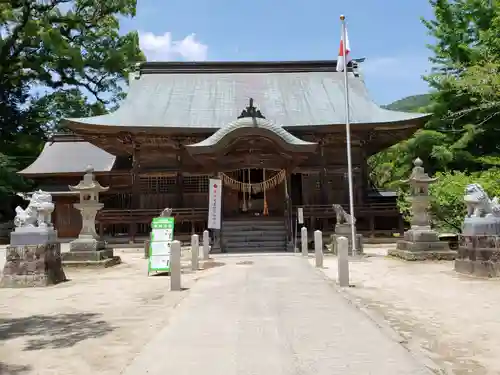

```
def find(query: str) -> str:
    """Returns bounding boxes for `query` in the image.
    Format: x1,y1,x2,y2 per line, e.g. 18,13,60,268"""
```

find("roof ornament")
237,98,265,119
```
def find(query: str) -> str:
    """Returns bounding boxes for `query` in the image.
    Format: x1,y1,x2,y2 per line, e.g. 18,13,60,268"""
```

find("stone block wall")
1,243,67,287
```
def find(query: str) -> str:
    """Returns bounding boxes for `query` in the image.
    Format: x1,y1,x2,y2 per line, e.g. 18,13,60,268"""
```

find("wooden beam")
130,141,141,240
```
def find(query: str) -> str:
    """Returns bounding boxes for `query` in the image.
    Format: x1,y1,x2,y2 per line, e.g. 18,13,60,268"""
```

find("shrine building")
18,60,429,251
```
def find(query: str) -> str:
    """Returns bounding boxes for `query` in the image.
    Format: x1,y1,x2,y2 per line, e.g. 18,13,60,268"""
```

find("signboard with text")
208,178,222,229
297,207,304,224
148,216,175,273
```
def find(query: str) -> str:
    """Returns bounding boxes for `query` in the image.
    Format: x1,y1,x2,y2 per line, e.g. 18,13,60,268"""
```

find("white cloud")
139,31,208,62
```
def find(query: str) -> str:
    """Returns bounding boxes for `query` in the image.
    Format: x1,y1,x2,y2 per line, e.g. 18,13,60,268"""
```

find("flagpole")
340,14,357,256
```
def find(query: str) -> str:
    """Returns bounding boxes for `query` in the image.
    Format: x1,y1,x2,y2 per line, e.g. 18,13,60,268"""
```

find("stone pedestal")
455,259,500,278
1,228,66,288
330,224,363,256
1,189,66,287
455,232,500,277
63,236,119,268
10,226,58,245
390,226,456,261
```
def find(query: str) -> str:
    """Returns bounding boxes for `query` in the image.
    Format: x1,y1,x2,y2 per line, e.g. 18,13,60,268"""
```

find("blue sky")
120,0,436,105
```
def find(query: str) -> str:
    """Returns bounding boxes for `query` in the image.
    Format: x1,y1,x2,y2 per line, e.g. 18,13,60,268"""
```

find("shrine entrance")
184,98,318,222
219,168,287,218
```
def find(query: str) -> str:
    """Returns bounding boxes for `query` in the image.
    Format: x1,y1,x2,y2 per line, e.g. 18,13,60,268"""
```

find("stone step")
224,233,286,239
223,230,287,238
222,219,288,252
223,220,285,227
223,235,286,244
224,245,287,252
224,240,287,248
223,224,286,232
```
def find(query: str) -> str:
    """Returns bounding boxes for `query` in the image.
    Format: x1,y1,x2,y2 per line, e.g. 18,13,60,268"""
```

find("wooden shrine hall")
19,60,429,249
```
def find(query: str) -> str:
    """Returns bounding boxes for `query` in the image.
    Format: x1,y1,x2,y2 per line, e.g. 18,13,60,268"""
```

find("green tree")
0,0,144,198
383,94,432,112
370,0,500,191
398,169,500,233
421,0,500,171
31,89,107,133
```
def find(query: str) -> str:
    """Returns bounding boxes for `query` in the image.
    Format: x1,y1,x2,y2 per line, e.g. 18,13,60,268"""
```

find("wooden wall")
53,196,81,238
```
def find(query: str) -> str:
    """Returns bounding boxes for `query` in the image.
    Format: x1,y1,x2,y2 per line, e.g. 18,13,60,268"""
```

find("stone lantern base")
389,227,457,261
62,237,121,268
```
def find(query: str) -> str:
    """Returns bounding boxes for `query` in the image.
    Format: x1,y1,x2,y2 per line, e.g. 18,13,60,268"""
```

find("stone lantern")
69,165,108,244
389,158,456,261
404,158,437,229
63,166,119,266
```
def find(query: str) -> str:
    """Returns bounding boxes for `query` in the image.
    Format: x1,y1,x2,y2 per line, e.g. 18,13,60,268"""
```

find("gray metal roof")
187,117,316,151
66,60,428,130
18,141,116,175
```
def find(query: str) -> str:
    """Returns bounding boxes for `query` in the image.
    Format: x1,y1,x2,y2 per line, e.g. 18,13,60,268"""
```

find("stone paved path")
122,254,431,375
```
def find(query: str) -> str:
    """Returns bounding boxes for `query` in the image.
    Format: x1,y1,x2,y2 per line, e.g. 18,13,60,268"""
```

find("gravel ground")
312,244,500,375
0,248,223,375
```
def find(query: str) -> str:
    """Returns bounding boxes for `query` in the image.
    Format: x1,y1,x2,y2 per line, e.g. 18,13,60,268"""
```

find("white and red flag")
336,23,351,72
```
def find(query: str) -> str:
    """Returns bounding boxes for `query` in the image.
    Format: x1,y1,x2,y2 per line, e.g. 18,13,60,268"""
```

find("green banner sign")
148,216,175,273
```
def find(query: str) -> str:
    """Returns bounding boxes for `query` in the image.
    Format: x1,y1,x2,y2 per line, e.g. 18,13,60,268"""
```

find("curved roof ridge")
188,117,316,148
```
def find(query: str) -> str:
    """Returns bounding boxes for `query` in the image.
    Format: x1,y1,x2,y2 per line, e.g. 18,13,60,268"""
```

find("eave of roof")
18,140,116,176
64,60,429,131
186,117,317,155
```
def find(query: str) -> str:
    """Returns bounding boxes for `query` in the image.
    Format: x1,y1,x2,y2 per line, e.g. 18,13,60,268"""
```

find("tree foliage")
398,169,500,232
370,0,500,233
383,94,432,112
0,0,144,199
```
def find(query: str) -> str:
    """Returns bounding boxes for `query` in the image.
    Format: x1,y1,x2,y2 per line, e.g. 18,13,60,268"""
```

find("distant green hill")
383,94,432,112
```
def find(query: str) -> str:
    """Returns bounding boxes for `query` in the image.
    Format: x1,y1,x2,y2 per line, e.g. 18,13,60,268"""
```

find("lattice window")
183,175,209,193
139,176,177,193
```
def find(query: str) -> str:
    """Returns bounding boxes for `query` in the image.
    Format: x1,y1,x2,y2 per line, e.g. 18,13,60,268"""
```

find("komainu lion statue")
332,204,356,225
159,207,172,217
464,183,500,218
14,190,54,228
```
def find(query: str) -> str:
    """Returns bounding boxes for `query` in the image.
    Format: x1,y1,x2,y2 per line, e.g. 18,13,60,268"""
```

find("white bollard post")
301,226,308,256
203,230,210,260
191,234,199,271
337,236,349,287
314,230,323,268
170,240,182,291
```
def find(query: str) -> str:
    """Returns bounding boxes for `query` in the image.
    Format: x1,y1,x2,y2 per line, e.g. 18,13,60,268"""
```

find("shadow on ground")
0,362,31,375
0,313,115,351
202,261,225,270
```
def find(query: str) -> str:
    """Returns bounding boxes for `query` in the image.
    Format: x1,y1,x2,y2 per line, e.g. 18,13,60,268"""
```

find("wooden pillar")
301,173,308,206
369,214,375,238
355,170,363,205
176,141,184,209
319,142,328,205
130,142,140,242
360,142,369,204
285,167,293,244
176,172,184,208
